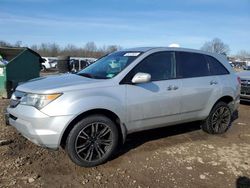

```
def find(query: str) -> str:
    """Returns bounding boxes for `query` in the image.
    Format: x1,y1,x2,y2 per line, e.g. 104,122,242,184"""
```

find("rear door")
206,55,231,90
124,51,182,132
176,51,220,121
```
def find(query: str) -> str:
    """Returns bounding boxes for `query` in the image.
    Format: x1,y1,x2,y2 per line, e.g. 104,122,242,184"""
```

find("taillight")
237,76,241,85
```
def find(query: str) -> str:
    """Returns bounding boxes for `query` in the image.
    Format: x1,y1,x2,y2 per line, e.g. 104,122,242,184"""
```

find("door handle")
210,80,218,85
173,86,179,90
167,85,179,91
167,86,172,90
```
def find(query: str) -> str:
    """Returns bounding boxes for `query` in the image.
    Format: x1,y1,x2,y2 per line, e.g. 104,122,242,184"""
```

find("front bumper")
7,105,74,149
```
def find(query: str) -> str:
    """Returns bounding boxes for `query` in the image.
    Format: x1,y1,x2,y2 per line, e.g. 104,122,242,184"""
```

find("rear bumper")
7,105,74,149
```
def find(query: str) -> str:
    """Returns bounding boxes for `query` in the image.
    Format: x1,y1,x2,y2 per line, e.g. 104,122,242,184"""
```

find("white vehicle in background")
42,57,97,71
49,59,58,68
243,61,250,70
41,57,51,71
41,57,58,70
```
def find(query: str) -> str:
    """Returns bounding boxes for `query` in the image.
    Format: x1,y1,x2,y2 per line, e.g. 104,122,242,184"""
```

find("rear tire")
66,115,119,167
201,102,232,134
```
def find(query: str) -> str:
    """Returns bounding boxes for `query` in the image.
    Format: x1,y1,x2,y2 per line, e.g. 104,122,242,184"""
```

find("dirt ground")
0,99,250,188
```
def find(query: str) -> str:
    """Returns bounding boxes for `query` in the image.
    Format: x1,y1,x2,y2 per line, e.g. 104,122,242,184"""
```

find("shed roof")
0,47,41,61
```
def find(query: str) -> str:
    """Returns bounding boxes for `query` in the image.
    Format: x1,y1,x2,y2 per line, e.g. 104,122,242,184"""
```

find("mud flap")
231,110,239,123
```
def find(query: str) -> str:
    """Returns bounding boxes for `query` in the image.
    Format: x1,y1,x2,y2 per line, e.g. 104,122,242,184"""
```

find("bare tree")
49,43,60,57
30,44,38,52
0,40,12,47
106,45,122,53
83,42,97,57
62,44,79,56
0,40,23,48
33,43,60,57
201,38,230,55
236,50,250,59
84,42,97,52
14,41,22,47
1,40,122,58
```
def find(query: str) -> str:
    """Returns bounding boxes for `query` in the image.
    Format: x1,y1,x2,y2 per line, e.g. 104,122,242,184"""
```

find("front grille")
241,88,250,95
9,91,26,108
241,79,250,87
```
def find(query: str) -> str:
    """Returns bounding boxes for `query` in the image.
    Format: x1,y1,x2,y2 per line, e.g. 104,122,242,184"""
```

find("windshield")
77,51,142,79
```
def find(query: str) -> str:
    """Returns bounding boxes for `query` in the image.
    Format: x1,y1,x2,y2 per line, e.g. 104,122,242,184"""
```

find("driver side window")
130,51,176,81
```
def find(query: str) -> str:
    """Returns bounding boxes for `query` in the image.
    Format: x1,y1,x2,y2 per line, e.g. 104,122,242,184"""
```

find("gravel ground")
0,99,250,188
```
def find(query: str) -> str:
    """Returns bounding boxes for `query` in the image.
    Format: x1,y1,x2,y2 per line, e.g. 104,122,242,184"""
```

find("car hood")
17,74,111,94
237,71,250,80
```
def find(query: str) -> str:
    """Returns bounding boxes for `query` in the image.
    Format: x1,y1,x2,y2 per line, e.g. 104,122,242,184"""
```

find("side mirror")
132,72,151,84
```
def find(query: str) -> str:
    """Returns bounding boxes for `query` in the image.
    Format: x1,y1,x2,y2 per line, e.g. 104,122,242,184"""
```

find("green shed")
0,47,42,98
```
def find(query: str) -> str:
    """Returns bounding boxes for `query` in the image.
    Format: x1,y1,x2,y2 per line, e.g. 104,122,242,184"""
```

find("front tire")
41,65,46,72
66,115,119,167
201,102,232,134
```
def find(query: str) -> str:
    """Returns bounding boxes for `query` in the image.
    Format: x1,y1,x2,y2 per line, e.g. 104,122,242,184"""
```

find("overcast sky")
0,0,249,54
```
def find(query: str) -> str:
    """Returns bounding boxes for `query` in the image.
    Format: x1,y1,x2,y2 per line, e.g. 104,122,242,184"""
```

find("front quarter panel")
40,85,126,123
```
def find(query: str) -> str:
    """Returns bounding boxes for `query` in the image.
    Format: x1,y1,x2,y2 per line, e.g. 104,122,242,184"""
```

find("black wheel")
66,115,119,167
41,65,46,71
202,102,232,134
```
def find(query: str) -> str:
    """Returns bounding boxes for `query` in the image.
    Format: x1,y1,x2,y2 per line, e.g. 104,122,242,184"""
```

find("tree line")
0,41,121,58
1,38,249,59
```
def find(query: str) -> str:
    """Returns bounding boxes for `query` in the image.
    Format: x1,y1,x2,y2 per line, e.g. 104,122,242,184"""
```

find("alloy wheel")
211,106,231,133
74,122,113,162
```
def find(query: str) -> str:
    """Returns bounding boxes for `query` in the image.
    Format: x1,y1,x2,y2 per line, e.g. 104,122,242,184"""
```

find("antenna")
168,43,180,47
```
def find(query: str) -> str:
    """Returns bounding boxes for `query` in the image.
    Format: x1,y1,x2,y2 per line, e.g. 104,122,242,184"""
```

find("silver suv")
7,47,240,167
237,71,250,102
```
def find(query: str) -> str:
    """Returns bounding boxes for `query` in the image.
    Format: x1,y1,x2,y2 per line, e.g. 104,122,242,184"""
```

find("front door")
124,51,182,132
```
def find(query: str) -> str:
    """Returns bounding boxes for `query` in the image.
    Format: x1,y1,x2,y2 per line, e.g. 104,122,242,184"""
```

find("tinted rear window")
206,55,229,75
176,52,209,78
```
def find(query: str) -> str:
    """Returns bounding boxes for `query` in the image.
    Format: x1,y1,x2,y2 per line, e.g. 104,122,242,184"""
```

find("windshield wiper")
77,72,108,79
77,73,94,78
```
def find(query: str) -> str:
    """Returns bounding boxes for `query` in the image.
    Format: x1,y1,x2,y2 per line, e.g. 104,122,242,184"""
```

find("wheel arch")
215,95,234,104
211,95,234,113
60,108,127,148
201,96,233,134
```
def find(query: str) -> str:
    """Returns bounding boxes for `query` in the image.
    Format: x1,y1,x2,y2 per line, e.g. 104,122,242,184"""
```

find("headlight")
20,93,62,109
